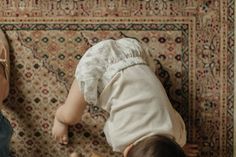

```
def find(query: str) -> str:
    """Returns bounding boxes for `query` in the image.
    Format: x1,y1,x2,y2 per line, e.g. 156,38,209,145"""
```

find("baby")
52,38,198,157
0,29,13,157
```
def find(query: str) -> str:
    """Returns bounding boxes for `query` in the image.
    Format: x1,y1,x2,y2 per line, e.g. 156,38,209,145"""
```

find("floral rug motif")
0,0,234,157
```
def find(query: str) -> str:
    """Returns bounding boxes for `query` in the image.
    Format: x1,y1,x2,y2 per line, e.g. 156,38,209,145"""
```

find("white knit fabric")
75,38,154,105
98,65,186,152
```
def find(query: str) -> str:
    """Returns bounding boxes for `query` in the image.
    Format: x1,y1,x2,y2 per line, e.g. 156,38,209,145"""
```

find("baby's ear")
0,31,7,55
123,144,133,157
0,30,9,55
0,30,10,80
0,43,10,80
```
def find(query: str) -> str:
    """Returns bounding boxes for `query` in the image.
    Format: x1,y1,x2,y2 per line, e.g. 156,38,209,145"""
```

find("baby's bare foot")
183,144,199,157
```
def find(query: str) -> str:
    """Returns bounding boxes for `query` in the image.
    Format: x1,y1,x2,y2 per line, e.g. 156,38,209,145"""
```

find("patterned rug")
0,1,234,157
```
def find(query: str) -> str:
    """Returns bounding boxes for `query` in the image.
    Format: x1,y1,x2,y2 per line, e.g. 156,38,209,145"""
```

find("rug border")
234,1,236,156
0,16,195,23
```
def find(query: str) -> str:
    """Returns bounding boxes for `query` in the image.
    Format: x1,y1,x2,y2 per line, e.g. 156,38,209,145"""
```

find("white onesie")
75,38,186,152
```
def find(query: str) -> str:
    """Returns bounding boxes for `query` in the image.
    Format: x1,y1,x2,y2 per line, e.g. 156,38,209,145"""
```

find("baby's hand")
183,144,199,157
52,117,68,145
70,152,79,157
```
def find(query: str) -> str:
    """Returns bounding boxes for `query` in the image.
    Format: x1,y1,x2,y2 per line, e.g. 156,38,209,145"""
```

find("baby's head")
125,135,186,157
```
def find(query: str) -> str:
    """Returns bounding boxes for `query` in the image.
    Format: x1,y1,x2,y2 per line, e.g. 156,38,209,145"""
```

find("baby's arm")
52,79,87,144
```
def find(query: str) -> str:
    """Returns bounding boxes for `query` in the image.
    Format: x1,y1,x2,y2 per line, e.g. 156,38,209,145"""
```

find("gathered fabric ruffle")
75,38,155,105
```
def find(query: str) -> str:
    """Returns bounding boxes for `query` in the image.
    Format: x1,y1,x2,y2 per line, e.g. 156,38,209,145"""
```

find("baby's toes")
60,135,68,145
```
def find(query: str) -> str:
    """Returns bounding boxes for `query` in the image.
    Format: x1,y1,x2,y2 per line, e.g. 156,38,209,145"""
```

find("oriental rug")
0,0,234,157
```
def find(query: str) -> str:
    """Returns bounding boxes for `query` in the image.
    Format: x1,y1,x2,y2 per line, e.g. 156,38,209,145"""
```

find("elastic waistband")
103,57,147,80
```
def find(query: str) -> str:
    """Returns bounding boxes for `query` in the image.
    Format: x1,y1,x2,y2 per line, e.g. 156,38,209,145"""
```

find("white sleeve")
74,45,106,105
